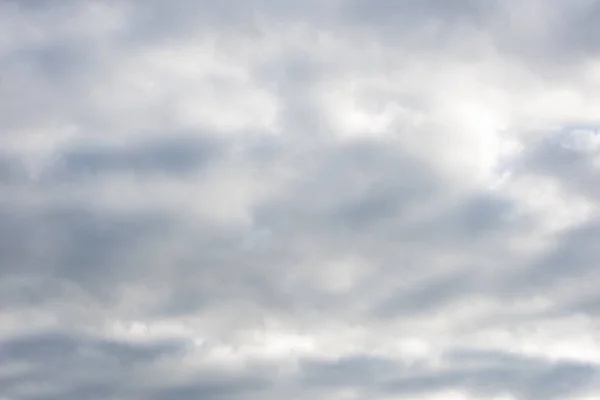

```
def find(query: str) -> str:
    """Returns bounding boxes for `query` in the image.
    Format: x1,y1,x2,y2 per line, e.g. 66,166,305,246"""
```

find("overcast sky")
2,1,600,399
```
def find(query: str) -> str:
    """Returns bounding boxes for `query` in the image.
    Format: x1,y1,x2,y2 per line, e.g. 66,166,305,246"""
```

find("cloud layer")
3,1,600,399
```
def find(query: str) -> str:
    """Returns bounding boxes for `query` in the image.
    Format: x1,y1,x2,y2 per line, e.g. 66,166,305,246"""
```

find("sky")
2,1,600,399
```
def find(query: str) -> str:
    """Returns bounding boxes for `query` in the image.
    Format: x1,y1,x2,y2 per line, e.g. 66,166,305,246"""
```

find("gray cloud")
0,331,186,400
3,1,600,400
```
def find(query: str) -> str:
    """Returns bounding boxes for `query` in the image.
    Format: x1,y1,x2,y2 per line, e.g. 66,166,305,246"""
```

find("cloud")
291,350,600,399
3,1,600,399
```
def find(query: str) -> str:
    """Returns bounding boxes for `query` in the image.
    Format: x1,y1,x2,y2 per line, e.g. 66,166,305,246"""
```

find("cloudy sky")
2,0,600,399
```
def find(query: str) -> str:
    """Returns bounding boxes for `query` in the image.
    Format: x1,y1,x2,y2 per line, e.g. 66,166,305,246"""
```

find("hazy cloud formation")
2,1,600,399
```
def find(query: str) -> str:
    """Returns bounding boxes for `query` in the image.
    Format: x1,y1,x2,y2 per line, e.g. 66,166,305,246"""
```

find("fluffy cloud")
2,1,600,399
